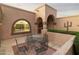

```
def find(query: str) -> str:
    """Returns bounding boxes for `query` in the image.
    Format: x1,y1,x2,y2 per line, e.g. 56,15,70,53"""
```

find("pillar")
41,20,47,34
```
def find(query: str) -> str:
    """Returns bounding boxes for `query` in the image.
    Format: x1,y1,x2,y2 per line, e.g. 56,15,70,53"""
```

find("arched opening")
12,19,31,35
47,15,55,29
37,17,43,34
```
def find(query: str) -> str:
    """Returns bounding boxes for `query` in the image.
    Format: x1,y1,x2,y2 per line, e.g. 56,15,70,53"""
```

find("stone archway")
47,15,55,29
12,19,31,35
37,17,43,34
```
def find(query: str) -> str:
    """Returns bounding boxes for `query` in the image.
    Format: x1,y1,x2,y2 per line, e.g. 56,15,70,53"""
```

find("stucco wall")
45,4,57,21
35,5,45,22
0,6,3,40
35,5,45,31
1,5,36,40
35,4,57,22
45,5,57,29
55,15,79,32
35,4,57,29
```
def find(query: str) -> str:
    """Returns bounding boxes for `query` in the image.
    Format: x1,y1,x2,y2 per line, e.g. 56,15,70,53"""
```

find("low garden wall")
47,30,75,55
48,29,79,54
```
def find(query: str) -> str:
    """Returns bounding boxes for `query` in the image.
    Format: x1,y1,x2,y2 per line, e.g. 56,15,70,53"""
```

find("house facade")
0,4,57,40
0,4,78,40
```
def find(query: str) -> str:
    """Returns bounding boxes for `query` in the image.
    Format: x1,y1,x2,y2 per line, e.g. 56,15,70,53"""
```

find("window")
12,19,31,34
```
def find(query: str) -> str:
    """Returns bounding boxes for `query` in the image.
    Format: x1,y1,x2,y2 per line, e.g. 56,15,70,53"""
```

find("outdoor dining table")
25,34,48,55
15,34,48,55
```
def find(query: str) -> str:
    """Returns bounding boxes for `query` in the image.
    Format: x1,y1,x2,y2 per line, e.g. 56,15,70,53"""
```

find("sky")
3,3,79,17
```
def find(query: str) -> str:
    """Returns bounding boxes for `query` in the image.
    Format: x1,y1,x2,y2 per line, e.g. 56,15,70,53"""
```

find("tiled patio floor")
0,36,57,55
0,36,59,55
0,32,74,55
0,36,26,55
12,43,56,55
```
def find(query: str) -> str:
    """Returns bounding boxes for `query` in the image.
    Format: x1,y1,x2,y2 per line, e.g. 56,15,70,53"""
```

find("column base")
41,29,47,35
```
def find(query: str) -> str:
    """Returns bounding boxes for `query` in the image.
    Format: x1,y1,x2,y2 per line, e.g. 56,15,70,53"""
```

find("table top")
26,34,44,42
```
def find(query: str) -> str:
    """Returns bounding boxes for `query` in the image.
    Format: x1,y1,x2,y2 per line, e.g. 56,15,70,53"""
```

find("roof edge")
56,15,79,19
0,3,35,14
45,4,57,11
35,4,57,11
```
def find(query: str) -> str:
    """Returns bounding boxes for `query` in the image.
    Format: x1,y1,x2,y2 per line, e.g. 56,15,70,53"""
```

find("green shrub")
48,29,79,35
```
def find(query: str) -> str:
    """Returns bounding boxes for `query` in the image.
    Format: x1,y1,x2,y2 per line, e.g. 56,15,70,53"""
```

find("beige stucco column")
41,19,47,34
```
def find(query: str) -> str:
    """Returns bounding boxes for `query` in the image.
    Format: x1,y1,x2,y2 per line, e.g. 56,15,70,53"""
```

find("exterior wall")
35,5,45,32
45,4,57,22
35,4,57,30
0,5,3,44
55,15,79,32
35,4,57,22
1,3,79,40
45,5,57,29
1,5,36,40
0,4,57,40
35,5,45,22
